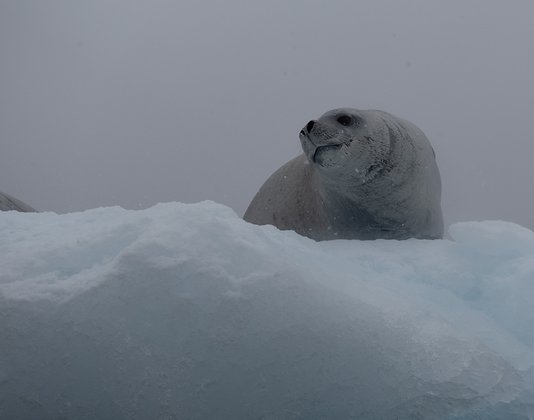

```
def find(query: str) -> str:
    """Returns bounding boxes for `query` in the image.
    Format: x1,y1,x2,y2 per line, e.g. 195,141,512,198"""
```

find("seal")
0,191,36,212
244,108,443,240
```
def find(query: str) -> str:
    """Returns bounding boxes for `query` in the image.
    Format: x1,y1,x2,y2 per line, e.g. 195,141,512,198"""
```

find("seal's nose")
306,120,316,132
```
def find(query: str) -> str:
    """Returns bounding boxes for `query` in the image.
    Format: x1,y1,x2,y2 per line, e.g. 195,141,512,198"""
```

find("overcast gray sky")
1,0,533,230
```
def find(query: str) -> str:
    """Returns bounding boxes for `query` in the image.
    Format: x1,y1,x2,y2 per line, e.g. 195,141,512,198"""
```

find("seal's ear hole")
336,115,353,126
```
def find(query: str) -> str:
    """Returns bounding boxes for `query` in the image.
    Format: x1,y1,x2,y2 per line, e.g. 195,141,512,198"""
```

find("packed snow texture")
1,201,534,419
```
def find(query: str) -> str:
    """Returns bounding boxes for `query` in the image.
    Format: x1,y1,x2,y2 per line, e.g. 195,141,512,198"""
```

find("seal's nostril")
306,120,315,132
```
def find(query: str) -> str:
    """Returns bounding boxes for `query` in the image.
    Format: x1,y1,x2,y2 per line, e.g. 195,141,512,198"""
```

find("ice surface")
1,202,534,419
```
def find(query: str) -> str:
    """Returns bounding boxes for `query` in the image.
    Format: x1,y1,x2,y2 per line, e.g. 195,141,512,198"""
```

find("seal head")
300,109,394,183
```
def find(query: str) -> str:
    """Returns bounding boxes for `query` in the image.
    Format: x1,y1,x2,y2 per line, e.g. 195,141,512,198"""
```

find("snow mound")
1,201,534,419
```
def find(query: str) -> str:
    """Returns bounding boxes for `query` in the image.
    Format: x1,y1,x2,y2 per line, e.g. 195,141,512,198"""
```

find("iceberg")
1,202,533,419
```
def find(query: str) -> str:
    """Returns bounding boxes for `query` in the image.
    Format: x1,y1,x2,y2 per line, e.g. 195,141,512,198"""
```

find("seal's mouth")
312,144,343,167
299,125,347,167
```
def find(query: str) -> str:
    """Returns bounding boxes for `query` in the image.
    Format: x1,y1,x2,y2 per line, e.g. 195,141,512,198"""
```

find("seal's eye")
336,115,353,126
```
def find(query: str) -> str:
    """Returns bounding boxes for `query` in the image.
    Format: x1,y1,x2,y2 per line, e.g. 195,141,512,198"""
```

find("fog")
1,0,533,230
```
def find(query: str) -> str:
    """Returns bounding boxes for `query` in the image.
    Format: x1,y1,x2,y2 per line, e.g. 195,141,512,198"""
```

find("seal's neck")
316,179,413,240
